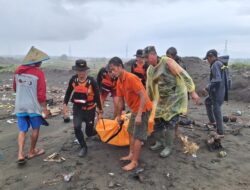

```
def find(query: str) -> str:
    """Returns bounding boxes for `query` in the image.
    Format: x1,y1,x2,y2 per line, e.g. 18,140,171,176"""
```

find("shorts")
17,116,44,132
127,111,150,141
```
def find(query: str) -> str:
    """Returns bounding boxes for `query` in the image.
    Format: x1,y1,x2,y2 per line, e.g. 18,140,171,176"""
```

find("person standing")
13,46,50,165
97,66,118,118
63,59,103,157
144,46,200,158
166,47,186,70
203,49,229,149
108,57,152,171
131,49,149,87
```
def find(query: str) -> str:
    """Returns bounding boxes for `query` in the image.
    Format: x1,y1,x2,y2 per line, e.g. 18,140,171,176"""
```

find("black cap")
72,59,90,71
166,47,177,56
143,46,157,58
134,49,143,57
203,49,218,60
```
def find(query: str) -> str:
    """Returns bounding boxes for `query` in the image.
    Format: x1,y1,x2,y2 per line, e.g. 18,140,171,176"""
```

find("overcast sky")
0,0,249,58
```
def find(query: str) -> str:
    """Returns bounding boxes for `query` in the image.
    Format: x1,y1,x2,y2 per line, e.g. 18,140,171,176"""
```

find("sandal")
17,158,26,165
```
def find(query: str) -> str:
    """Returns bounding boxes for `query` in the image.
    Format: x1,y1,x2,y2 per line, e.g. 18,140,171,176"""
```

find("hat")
72,59,89,71
166,47,177,56
23,46,49,65
134,49,143,57
143,46,157,58
203,49,218,60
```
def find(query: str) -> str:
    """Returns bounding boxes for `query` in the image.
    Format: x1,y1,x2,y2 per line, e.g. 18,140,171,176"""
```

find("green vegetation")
230,62,250,70
0,64,18,73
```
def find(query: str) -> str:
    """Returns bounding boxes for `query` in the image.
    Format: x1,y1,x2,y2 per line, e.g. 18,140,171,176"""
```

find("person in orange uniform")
97,66,118,118
108,57,152,171
63,59,103,157
131,49,149,87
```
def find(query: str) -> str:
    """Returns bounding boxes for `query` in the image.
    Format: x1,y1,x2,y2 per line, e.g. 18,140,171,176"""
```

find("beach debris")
43,152,66,162
179,135,199,157
43,177,62,186
46,99,54,106
108,181,115,188
108,172,115,177
48,106,61,116
1,85,12,91
218,151,227,158
233,110,242,116
229,116,237,122
6,119,17,124
108,181,122,188
223,116,229,123
62,172,75,182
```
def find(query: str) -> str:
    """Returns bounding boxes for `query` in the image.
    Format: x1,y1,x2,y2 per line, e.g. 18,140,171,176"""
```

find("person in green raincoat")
144,46,200,158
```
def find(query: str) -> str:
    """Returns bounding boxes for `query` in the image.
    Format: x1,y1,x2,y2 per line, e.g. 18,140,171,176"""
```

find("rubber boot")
150,131,164,151
160,128,174,158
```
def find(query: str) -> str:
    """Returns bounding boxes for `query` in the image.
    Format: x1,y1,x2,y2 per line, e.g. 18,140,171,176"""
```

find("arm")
63,78,74,117
91,78,103,112
116,96,124,121
208,62,222,93
135,90,146,126
96,68,104,89
166,58,199,103
37,72,49,118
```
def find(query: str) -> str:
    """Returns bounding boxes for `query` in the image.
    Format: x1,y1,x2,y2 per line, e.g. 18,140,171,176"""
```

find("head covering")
203,49,218,60
143,46,157,58
23,46,49,65
166,47,177,57
72,59,89,71
134,49,143,57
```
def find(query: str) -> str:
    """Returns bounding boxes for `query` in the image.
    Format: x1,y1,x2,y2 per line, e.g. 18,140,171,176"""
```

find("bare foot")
122,161,138,171
120,154,133,161
18,152,25,160
28,148,45,159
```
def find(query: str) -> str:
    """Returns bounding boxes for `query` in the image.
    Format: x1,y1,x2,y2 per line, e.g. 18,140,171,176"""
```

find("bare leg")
120,134,134,161
18,132,26,160
29,128,40,156
122,138,141,171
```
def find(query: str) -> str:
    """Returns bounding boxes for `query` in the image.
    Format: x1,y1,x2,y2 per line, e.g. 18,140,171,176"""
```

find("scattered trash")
46,99,54,106
218,151,227,158
6,119,17,124
179,135,199,157
62,172,75,182
230,116,237,122
108,180,115,188
223,116,229,123
108,172,115,176
108,180,122,188
43,177,62,186
48,106,61,116
43,152,66,162
233,110,242,116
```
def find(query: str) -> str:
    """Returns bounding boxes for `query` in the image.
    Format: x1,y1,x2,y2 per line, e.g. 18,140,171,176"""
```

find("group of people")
13,46,229,171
